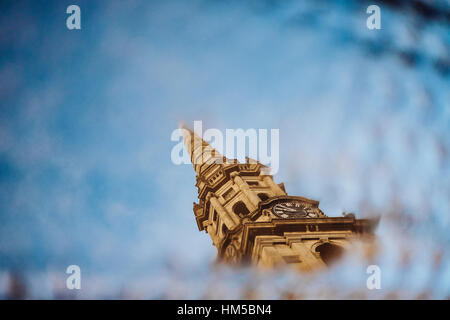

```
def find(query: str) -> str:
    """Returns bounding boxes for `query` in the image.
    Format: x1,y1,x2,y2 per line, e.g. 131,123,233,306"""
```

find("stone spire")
180,124,228,177
180,123,268,233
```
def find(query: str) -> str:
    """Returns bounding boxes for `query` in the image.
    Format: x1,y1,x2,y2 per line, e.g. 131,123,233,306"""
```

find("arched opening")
257,193,269,201
232,201,250,218
315,243,344,266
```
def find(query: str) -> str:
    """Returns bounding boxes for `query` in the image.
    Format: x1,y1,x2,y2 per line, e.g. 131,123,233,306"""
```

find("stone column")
209,194,240,228
205,223,219,246
263,176,286,196
232,175,260,209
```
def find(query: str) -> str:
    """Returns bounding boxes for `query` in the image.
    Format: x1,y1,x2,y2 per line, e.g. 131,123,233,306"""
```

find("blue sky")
0,0,449,298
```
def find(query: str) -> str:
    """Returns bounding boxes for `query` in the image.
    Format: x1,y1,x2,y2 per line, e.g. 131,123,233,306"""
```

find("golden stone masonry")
182,126,378,271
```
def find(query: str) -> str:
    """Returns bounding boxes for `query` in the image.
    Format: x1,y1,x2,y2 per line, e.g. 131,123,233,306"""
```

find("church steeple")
181,124,377,269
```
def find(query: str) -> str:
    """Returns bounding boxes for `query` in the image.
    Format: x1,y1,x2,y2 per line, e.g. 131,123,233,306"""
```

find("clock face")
271,201,319,218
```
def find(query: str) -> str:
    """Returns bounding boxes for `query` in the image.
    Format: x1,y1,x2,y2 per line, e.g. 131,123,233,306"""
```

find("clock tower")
182,126,378,271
